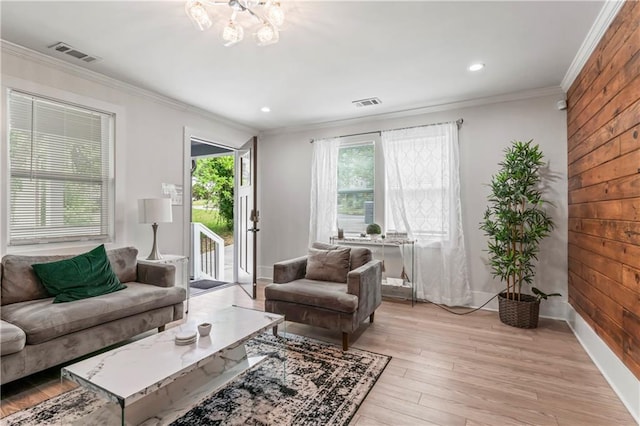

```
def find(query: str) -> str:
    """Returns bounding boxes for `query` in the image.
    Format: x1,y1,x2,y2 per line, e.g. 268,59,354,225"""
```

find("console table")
330,236,416,305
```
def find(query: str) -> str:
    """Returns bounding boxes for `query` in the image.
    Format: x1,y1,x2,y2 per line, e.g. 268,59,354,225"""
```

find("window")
336,140,375,234
382,124,456,241
8,90,115,245
331,124,455,241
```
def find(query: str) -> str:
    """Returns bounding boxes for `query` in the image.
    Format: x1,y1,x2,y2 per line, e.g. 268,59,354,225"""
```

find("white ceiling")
1,1,604,131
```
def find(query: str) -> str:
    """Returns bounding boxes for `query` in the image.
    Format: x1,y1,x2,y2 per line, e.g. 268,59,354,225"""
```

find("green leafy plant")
366,223,382,235
192,156,234,229
480,140,559,302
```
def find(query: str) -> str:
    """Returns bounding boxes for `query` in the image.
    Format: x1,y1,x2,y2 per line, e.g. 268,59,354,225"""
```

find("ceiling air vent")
47,42,101,64
352,97,382,108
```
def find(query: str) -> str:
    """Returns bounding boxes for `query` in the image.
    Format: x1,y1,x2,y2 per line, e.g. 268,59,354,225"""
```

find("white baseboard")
258,265,274,282
566,305,640,424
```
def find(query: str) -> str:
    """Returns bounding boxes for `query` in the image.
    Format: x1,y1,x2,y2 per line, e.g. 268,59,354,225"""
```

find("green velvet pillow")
32,245,126,303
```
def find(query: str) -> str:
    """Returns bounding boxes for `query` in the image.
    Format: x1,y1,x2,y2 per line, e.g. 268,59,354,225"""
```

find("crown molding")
260,86,564,137
560,0,625,93
1,40,257,135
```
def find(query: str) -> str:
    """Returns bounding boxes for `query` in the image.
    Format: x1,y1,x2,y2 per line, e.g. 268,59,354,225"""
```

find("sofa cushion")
0,246,139,306
312,242,372,270
107,247,139,283
305,247,351,283
1,254,68,306
32,245,126,303
265,280,358,313
0,283,185,345
0,320,26,355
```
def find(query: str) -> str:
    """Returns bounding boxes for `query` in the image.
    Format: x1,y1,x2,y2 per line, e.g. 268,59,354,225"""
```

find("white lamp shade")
138,198,173,224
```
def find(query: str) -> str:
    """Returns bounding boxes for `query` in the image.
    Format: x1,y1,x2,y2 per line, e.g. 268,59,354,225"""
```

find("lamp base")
146,223,163,260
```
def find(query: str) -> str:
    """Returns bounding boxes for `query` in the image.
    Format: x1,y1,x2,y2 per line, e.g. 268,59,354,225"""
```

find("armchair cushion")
264,279,358,313
311,242,372,270
305,247,351,283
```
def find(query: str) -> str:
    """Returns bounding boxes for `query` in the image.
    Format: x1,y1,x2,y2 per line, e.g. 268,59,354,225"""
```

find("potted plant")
366,223,382,239
480,140,560,329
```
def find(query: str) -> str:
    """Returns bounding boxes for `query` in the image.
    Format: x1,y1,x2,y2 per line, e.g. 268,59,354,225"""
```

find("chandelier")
185,0,285,47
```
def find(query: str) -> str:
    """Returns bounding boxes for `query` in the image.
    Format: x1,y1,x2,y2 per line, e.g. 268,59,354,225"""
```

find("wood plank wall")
567,0,640,380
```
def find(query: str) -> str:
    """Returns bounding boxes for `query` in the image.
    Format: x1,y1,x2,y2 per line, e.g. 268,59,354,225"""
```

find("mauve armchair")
264,242,382,350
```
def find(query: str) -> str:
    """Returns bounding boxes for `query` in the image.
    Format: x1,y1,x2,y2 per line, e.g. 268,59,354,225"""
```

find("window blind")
8,90,115,245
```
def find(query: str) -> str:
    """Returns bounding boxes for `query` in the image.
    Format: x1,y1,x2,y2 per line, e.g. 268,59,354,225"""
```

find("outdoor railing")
190,222,224,281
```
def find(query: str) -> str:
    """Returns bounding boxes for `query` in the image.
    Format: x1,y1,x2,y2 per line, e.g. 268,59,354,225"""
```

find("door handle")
248,228,260,233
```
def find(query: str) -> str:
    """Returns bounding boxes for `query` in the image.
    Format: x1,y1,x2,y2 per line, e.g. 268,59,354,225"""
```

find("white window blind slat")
8,90,114,245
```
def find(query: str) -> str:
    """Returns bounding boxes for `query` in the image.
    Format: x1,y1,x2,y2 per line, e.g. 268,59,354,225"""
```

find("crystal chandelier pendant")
266,2,285,28
222,20,245,47
183,0,285,46
185,0,212,31
255,23,279,46
239,0,260,9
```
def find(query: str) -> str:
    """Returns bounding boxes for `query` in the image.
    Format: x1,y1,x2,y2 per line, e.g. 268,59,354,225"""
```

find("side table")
329,236,416,305
138,255,190,313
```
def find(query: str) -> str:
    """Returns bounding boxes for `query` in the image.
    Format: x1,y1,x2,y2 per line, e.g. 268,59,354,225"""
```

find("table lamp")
138,198,173,260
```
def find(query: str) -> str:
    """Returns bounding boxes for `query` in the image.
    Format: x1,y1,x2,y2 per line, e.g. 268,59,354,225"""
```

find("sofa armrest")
273,256,308,283
347,259,382,309
137,263,176,287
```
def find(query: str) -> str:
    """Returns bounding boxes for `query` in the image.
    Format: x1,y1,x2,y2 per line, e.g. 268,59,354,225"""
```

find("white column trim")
560,1,626,92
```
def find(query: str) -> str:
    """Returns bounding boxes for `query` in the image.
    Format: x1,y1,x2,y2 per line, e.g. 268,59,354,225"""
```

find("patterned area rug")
3,333,390,426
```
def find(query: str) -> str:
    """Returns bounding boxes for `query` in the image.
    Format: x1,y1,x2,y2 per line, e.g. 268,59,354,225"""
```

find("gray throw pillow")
305,247,351,283
312,242,371,270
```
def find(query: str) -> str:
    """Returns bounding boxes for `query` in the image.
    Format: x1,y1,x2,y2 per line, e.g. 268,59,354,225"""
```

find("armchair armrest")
137,263,176,287
273,256,308,283
347,259,382,310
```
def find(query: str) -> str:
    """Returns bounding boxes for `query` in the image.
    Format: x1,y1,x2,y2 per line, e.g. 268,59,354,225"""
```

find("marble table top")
61,306,284,407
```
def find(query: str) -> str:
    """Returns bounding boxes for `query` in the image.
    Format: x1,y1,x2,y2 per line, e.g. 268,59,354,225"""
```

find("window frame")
3,85,120,252
336,134,385,236
335,130,453,242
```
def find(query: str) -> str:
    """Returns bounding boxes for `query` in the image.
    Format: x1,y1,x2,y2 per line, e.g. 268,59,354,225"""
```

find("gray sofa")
265,242,382,351
0,246,186,384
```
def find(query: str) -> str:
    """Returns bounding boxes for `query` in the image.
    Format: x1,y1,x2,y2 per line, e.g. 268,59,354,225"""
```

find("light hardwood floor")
1,283,636,425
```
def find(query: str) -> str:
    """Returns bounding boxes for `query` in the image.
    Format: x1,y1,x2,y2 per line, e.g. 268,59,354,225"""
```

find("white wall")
0,42,256,257
258,90,569,318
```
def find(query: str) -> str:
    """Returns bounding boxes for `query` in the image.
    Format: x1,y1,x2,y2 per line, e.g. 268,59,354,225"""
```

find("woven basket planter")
498,292,540,329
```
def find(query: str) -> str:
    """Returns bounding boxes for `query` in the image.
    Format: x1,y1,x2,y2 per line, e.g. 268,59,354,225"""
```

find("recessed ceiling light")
469,63,485,72
261,106,271,113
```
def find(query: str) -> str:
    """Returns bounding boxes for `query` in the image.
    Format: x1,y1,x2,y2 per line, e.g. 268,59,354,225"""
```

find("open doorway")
183,132,258,300
189,138,235,295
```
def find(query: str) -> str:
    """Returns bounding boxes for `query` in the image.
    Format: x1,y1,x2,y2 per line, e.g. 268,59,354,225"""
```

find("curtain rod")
310,118,463,143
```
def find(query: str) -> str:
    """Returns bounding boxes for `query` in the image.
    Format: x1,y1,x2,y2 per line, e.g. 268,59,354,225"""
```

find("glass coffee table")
62,305,285,425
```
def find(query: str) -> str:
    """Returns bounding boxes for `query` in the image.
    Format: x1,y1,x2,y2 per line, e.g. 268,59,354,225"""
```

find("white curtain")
309,137,341,245
381,122,471,306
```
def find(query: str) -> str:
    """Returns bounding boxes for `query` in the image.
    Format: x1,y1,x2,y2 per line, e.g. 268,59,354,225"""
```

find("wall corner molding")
0,40,257,135
566,305,640,423
260,86,564,138
561,1,625,92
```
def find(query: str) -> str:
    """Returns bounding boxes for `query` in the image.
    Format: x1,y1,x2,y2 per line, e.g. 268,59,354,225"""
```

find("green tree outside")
337,144,374,215
192,156,234,243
